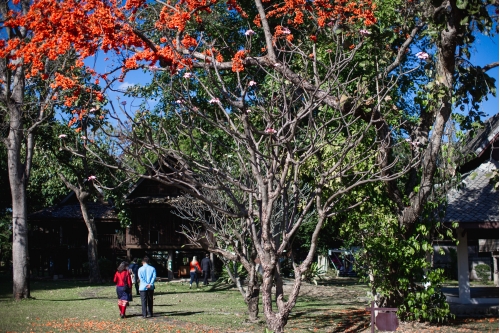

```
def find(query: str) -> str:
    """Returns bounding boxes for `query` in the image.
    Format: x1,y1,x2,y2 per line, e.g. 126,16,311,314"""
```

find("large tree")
0,0,143,298
3,0,496,327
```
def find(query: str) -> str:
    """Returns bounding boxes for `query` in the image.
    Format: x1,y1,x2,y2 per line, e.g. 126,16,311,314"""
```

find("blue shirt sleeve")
151,267,156,285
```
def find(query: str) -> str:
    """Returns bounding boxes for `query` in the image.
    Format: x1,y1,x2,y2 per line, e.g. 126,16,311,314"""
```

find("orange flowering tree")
3,0,496,327
48,1,409,331
1,0,378,305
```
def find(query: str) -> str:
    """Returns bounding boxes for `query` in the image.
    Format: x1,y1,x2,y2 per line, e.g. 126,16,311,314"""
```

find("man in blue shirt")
138,256,156,318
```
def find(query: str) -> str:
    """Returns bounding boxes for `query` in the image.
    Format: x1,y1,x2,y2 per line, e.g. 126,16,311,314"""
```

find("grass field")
0,276,497,333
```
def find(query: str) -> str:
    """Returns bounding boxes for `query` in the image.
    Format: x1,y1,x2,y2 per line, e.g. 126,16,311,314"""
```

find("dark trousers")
134,281,139,295
140,290,154,317
190,272,199,286
203,270,210,285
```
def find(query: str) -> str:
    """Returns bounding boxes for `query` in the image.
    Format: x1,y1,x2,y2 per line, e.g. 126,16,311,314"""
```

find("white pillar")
167,250,174,280
493,255,498,287
210,252,215,281
317,255,328,273
457,228,471,304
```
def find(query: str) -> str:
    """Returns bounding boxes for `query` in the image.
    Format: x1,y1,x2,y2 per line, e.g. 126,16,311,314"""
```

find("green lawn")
0,275,497,333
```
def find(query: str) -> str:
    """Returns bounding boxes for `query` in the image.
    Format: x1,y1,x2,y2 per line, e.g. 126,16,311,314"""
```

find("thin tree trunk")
245,269,260,322
58,174,101,283
225,262,260,321
79,199,101,283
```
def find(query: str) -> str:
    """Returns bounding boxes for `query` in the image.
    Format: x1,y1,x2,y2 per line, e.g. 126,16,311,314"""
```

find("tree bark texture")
7,87,30,300
9,157,30,300
79,198,101,283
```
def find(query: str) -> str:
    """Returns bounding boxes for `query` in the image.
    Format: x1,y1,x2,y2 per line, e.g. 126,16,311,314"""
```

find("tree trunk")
261,266,288,333
58,174,102,283
246,285,260,322
7,103,30,300
10,177,29,299
78,198,101,283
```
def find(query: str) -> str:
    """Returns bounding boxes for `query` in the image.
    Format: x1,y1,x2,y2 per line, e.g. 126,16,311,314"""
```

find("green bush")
475,264,491,283
301,262,325,285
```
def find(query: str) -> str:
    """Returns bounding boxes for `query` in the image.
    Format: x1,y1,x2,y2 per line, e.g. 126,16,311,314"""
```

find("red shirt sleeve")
113,272,119,285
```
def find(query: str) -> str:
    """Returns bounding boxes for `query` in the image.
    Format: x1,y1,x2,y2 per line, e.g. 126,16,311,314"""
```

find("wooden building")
124,178,210,279
28,179,213,279
441,113,499,305
29,193,123,278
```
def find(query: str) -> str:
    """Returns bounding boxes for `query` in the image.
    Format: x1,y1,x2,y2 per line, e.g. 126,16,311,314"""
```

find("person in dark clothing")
201,253,213,286
128,259,140,296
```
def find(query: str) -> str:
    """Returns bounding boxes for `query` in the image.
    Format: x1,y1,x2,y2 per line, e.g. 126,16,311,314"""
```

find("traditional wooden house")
439,114,499,306
29,193,123,277
124,178,211,279
29,179,213,279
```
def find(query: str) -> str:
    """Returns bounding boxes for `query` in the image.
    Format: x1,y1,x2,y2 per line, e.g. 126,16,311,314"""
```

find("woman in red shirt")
113,261,132,318
189,256,202,289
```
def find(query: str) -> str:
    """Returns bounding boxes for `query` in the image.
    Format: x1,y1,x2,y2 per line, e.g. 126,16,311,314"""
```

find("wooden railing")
98,234,125,248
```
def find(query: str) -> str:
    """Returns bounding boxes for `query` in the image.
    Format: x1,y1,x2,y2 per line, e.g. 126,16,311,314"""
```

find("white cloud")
117,81,135,91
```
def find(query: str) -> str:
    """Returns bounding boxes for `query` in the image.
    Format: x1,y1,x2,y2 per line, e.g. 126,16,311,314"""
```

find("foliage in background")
0,215,11,265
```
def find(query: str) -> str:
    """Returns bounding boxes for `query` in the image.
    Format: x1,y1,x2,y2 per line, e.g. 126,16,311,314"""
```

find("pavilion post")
457,227,471,304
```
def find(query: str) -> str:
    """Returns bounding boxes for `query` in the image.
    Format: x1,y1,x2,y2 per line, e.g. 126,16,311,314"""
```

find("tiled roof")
444,160,499,223
462,114,499,158
29,202,118,221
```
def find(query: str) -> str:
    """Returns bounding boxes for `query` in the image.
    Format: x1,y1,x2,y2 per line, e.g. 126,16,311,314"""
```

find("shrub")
475,264,491,283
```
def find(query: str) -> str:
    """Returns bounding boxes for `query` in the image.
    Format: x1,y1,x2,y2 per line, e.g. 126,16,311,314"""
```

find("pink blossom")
249,80,257,87
245,29,256,36
209,98,221,104
282,27,291,34
176,100,183,104
326,49,332,53
88,175,97,181
81,136,87,140
89,108,96,113
246,109,252,113
58,134,67,139
265,128,277,134
359,29,371,36
416,51,430,60
405,138,419,148
183,72,193,79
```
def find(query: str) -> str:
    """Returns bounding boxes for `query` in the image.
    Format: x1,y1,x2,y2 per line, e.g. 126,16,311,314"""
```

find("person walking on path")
201,253,213,286
113,261,132,319
128,259,140,296
189,256,202,289
138,256,156,318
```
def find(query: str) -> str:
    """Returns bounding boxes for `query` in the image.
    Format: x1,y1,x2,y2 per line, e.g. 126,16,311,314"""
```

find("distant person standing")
113,261,132,319
189,256,202,289
128,259,140,296
138,257,156,318
201,253,213,286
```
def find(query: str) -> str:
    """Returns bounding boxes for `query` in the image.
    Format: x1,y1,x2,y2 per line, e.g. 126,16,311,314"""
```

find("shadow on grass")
289,308,370,333
0,279,120,303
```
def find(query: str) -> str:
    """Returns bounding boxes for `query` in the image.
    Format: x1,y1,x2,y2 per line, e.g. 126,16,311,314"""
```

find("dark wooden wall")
127,207,189,247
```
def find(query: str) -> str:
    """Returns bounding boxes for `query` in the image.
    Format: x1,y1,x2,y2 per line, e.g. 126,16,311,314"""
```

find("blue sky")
469,32,499,118
86,31,499,121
